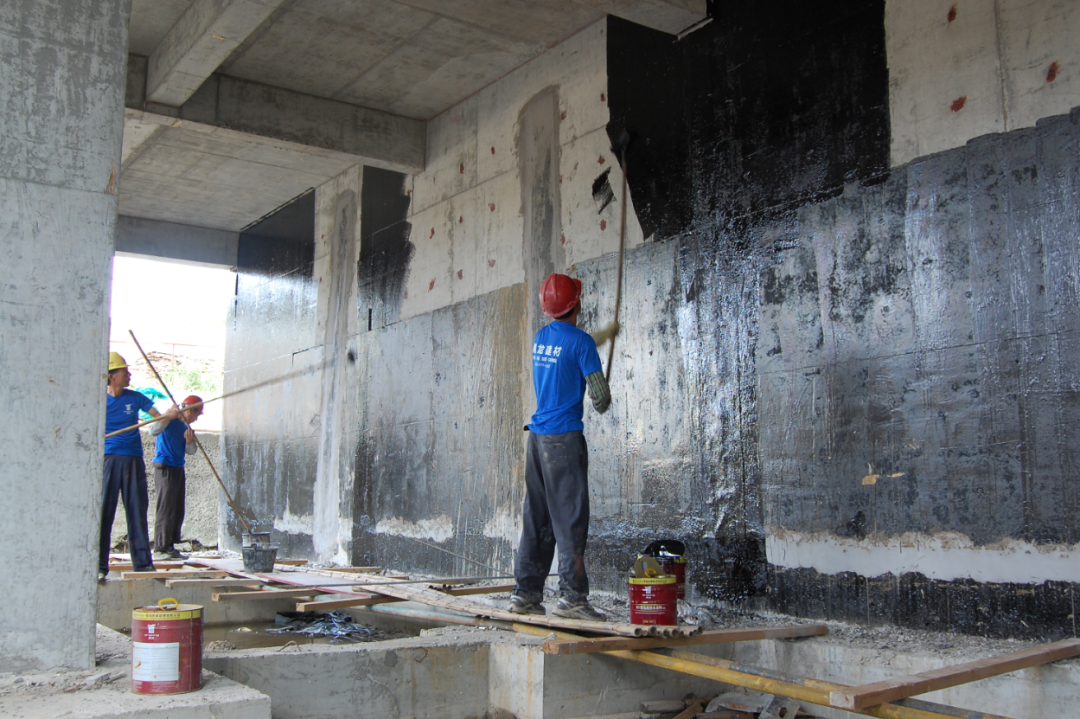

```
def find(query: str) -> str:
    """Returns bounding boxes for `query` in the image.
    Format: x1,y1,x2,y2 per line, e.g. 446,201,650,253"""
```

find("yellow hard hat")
108,352,128,371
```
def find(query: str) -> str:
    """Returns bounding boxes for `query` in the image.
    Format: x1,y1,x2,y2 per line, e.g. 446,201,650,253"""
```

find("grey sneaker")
552,598,606,621
508,595,546,616
152,550,172,561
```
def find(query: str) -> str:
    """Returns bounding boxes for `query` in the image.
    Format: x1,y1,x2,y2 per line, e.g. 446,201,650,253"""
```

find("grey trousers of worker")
153,464,186,551
514,430,590,604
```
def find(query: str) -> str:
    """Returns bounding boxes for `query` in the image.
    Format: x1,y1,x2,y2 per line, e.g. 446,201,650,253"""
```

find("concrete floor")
82,580,1080,719
0,625,269,719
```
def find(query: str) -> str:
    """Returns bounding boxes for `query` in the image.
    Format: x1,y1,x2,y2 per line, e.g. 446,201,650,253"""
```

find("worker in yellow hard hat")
99,351,178,579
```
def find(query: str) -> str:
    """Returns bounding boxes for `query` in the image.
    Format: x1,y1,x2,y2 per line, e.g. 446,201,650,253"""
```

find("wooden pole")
105,396,216,438
127,330,252,533
542,623,828,655
829,638,1080,710
605,150,627,383
105,356,329,438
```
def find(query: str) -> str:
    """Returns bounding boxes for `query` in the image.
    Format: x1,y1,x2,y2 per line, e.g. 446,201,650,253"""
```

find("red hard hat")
182,395,203,410
539,273,581,318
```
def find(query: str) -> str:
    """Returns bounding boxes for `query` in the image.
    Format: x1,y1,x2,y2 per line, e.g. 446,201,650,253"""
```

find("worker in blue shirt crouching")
510,273,618,621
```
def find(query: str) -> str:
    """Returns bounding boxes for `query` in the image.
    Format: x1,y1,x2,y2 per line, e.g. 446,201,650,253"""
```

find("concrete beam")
573,0,707,35
128,56,426,174
115,215,239,269
146,0,291,107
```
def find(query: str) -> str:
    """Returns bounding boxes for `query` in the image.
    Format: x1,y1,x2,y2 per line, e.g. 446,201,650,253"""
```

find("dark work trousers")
153,464,187,551
99,455,154,574
514,430,590,604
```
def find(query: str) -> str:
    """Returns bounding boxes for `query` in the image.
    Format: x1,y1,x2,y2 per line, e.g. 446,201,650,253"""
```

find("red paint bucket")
644,540,687,600
629,576,678,626
131,598,203,695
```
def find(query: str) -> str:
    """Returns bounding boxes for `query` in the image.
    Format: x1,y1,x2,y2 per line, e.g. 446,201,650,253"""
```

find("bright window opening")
109,256,235,431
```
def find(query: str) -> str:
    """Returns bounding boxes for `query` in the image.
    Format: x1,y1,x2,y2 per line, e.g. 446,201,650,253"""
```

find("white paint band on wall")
766,528,1080,584
375,515,454,543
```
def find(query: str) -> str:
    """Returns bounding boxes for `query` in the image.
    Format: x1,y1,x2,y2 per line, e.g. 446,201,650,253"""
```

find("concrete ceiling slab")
119,110,359,231
217,0,603,119
393,0,603,47
219,0,440,106
121,0,688,230
334,16,541,119
573,0,706,35
129,0,195,55
146,0,293,106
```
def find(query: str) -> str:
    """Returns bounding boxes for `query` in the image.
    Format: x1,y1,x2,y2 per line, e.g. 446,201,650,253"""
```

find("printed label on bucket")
132,642,180,682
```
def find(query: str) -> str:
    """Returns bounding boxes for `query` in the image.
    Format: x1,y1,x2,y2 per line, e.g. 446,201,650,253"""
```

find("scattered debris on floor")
640,691,813,719
267,611,374,643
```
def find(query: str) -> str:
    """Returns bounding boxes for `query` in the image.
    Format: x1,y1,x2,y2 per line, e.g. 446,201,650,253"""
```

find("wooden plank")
277,567,695,638
518,624,1017,719
119,570,225,579
828,638,1080,709
109,562,185,571
165,577,264,588
543,624,828,655
289,583,507,612
212,588,324,602
434,583,516,596
193,559,694,638
329,566,383,573
274,559,309,566
294,595,402,612
670,700,703,719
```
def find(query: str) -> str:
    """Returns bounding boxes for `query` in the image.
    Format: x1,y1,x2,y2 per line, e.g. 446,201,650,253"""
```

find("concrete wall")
205,630,1080,719
206,639,492,719
222,0,1080,640
221,188,321,554
222,21,639,571
0,0,130,672
888,0,1080,166
205,633,723,719
106,430,220,549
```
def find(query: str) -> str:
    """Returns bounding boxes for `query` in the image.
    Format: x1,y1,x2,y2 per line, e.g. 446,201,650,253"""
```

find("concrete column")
312,166,362,564
0,0,130,671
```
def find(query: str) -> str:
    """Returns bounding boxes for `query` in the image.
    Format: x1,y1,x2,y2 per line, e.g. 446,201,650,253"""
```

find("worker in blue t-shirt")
99,352,177,579
150,395,203,560
510,273,618,621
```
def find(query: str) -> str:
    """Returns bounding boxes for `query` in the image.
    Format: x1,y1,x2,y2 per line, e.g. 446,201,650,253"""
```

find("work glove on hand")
590,320,620,347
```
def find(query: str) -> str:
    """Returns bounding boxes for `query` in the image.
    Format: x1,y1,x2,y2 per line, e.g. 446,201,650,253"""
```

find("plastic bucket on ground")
131,598,202,695
242,545,278,572
629,575,678,626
